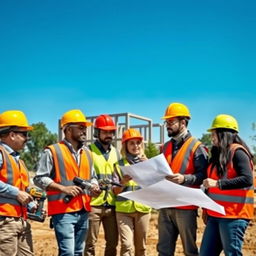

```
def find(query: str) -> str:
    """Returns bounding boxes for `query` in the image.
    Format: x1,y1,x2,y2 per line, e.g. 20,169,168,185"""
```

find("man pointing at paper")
157,103,208,256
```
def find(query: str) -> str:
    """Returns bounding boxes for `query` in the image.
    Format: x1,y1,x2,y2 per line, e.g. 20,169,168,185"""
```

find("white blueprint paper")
120,154,172,188
119,154,225,215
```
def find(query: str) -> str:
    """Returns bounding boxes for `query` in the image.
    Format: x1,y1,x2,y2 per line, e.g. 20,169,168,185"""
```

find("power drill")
98,178,123,201
26,187,47,222
63,177,93,203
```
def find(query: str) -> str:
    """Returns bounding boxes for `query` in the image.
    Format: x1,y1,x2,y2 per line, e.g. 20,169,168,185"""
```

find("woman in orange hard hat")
200,114,254,256
112,128,151,256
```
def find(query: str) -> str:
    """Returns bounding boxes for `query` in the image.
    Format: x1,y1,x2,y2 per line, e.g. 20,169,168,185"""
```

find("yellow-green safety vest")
89,143,119,206
115,158,151,213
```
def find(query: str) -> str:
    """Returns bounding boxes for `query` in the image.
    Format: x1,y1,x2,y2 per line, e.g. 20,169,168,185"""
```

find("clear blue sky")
0,0,255,148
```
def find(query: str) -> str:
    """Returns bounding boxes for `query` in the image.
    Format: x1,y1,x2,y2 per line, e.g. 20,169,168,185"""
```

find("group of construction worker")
0,102,254,256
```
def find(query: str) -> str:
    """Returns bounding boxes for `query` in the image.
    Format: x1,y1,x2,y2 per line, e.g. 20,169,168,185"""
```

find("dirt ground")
32,200,256,256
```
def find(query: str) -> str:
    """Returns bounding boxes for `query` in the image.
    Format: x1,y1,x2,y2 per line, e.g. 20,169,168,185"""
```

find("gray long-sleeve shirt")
0,142,20,198
33,139,97,190
0,142,35,211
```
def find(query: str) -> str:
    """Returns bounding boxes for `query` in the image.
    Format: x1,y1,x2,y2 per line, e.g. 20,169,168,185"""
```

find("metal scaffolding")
59,112,165,150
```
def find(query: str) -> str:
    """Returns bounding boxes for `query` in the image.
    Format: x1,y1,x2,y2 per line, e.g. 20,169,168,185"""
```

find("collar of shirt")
62,139,83,164
63,139,83,154
0,142,20,165
171,131,192,150
94,140,111,154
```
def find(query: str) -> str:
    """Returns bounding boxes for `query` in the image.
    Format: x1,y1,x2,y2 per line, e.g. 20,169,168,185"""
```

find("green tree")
250,123,256,164
144,142,160,159
199,133,212,150
21,122,58,171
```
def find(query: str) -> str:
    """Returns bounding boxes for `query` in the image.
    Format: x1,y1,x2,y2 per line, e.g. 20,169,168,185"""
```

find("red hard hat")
94,114,117,131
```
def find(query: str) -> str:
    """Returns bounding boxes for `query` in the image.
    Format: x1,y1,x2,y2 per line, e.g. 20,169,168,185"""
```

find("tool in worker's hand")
26,187,47,222
63,177,94,203
98,178,123,201
63,177,122,203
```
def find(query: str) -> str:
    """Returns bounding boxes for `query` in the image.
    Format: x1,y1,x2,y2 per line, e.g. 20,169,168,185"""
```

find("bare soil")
32,200,256,256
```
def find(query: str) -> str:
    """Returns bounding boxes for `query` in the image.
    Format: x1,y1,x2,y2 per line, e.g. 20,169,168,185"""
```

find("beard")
99,137,113,145
167,129,180,138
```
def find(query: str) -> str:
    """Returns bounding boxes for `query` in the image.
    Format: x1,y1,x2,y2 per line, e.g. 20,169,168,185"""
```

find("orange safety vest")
0,146,29,218
46,142,93,215
163,136,202,210
206,144,254,219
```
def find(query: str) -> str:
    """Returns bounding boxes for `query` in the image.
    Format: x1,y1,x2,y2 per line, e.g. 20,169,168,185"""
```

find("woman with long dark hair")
200,114,254,256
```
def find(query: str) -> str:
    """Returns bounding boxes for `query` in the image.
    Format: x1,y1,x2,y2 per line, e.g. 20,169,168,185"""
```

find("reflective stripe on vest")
206,144,254,219
46,142,92,215
89,143,118,206
0,146,29,218
115,159,151,213
163,137,201,210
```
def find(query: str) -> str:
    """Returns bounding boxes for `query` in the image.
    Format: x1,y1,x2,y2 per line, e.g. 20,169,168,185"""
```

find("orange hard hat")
94,114,117,130
61,109,92,128
162,102,191,120
0,110,33,131
122,128,143,143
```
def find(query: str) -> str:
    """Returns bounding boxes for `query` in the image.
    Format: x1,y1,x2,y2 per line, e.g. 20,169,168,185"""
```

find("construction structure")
59,112,165,150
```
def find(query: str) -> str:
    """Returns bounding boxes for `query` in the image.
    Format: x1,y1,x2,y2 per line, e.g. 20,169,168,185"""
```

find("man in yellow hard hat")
0,110,35,255
157,103,208,256
34,109,101,256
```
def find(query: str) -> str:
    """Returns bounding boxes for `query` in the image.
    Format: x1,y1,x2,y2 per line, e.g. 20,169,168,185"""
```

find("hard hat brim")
82,121,93,127
0,124,33,131
161,115,191,120
97,126,117,131
122,136,143,144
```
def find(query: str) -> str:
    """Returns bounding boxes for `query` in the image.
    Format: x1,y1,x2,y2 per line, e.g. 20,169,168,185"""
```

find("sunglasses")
12,131,29,137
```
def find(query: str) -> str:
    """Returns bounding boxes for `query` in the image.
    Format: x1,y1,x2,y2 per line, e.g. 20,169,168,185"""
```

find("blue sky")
0,0,255,148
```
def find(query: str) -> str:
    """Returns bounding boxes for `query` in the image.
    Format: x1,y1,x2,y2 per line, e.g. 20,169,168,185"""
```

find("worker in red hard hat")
85,114,120,256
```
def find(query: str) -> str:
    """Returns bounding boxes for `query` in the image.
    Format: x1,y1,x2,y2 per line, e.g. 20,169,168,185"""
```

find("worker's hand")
139,155,148,162
89,184,101,197
165,174,185,184
203,178,218,189
120,175,132,185
29,201,38,213
17,191,33,206
61,185,83,197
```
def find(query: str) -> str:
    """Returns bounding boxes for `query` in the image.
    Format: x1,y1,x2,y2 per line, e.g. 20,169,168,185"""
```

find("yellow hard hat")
207,114,239,132
61,109,92,128
0,110,33,131
162,102,191,120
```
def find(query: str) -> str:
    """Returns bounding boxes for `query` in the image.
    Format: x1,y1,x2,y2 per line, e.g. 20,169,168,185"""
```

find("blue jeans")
200,216,249,256
157,208,198,256
52,210,89,256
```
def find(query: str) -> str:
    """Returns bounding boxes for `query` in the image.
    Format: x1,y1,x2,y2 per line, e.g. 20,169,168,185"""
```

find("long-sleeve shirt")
0,142,35,211
218,149,253,190
33,139,97,190
0,142,20,198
